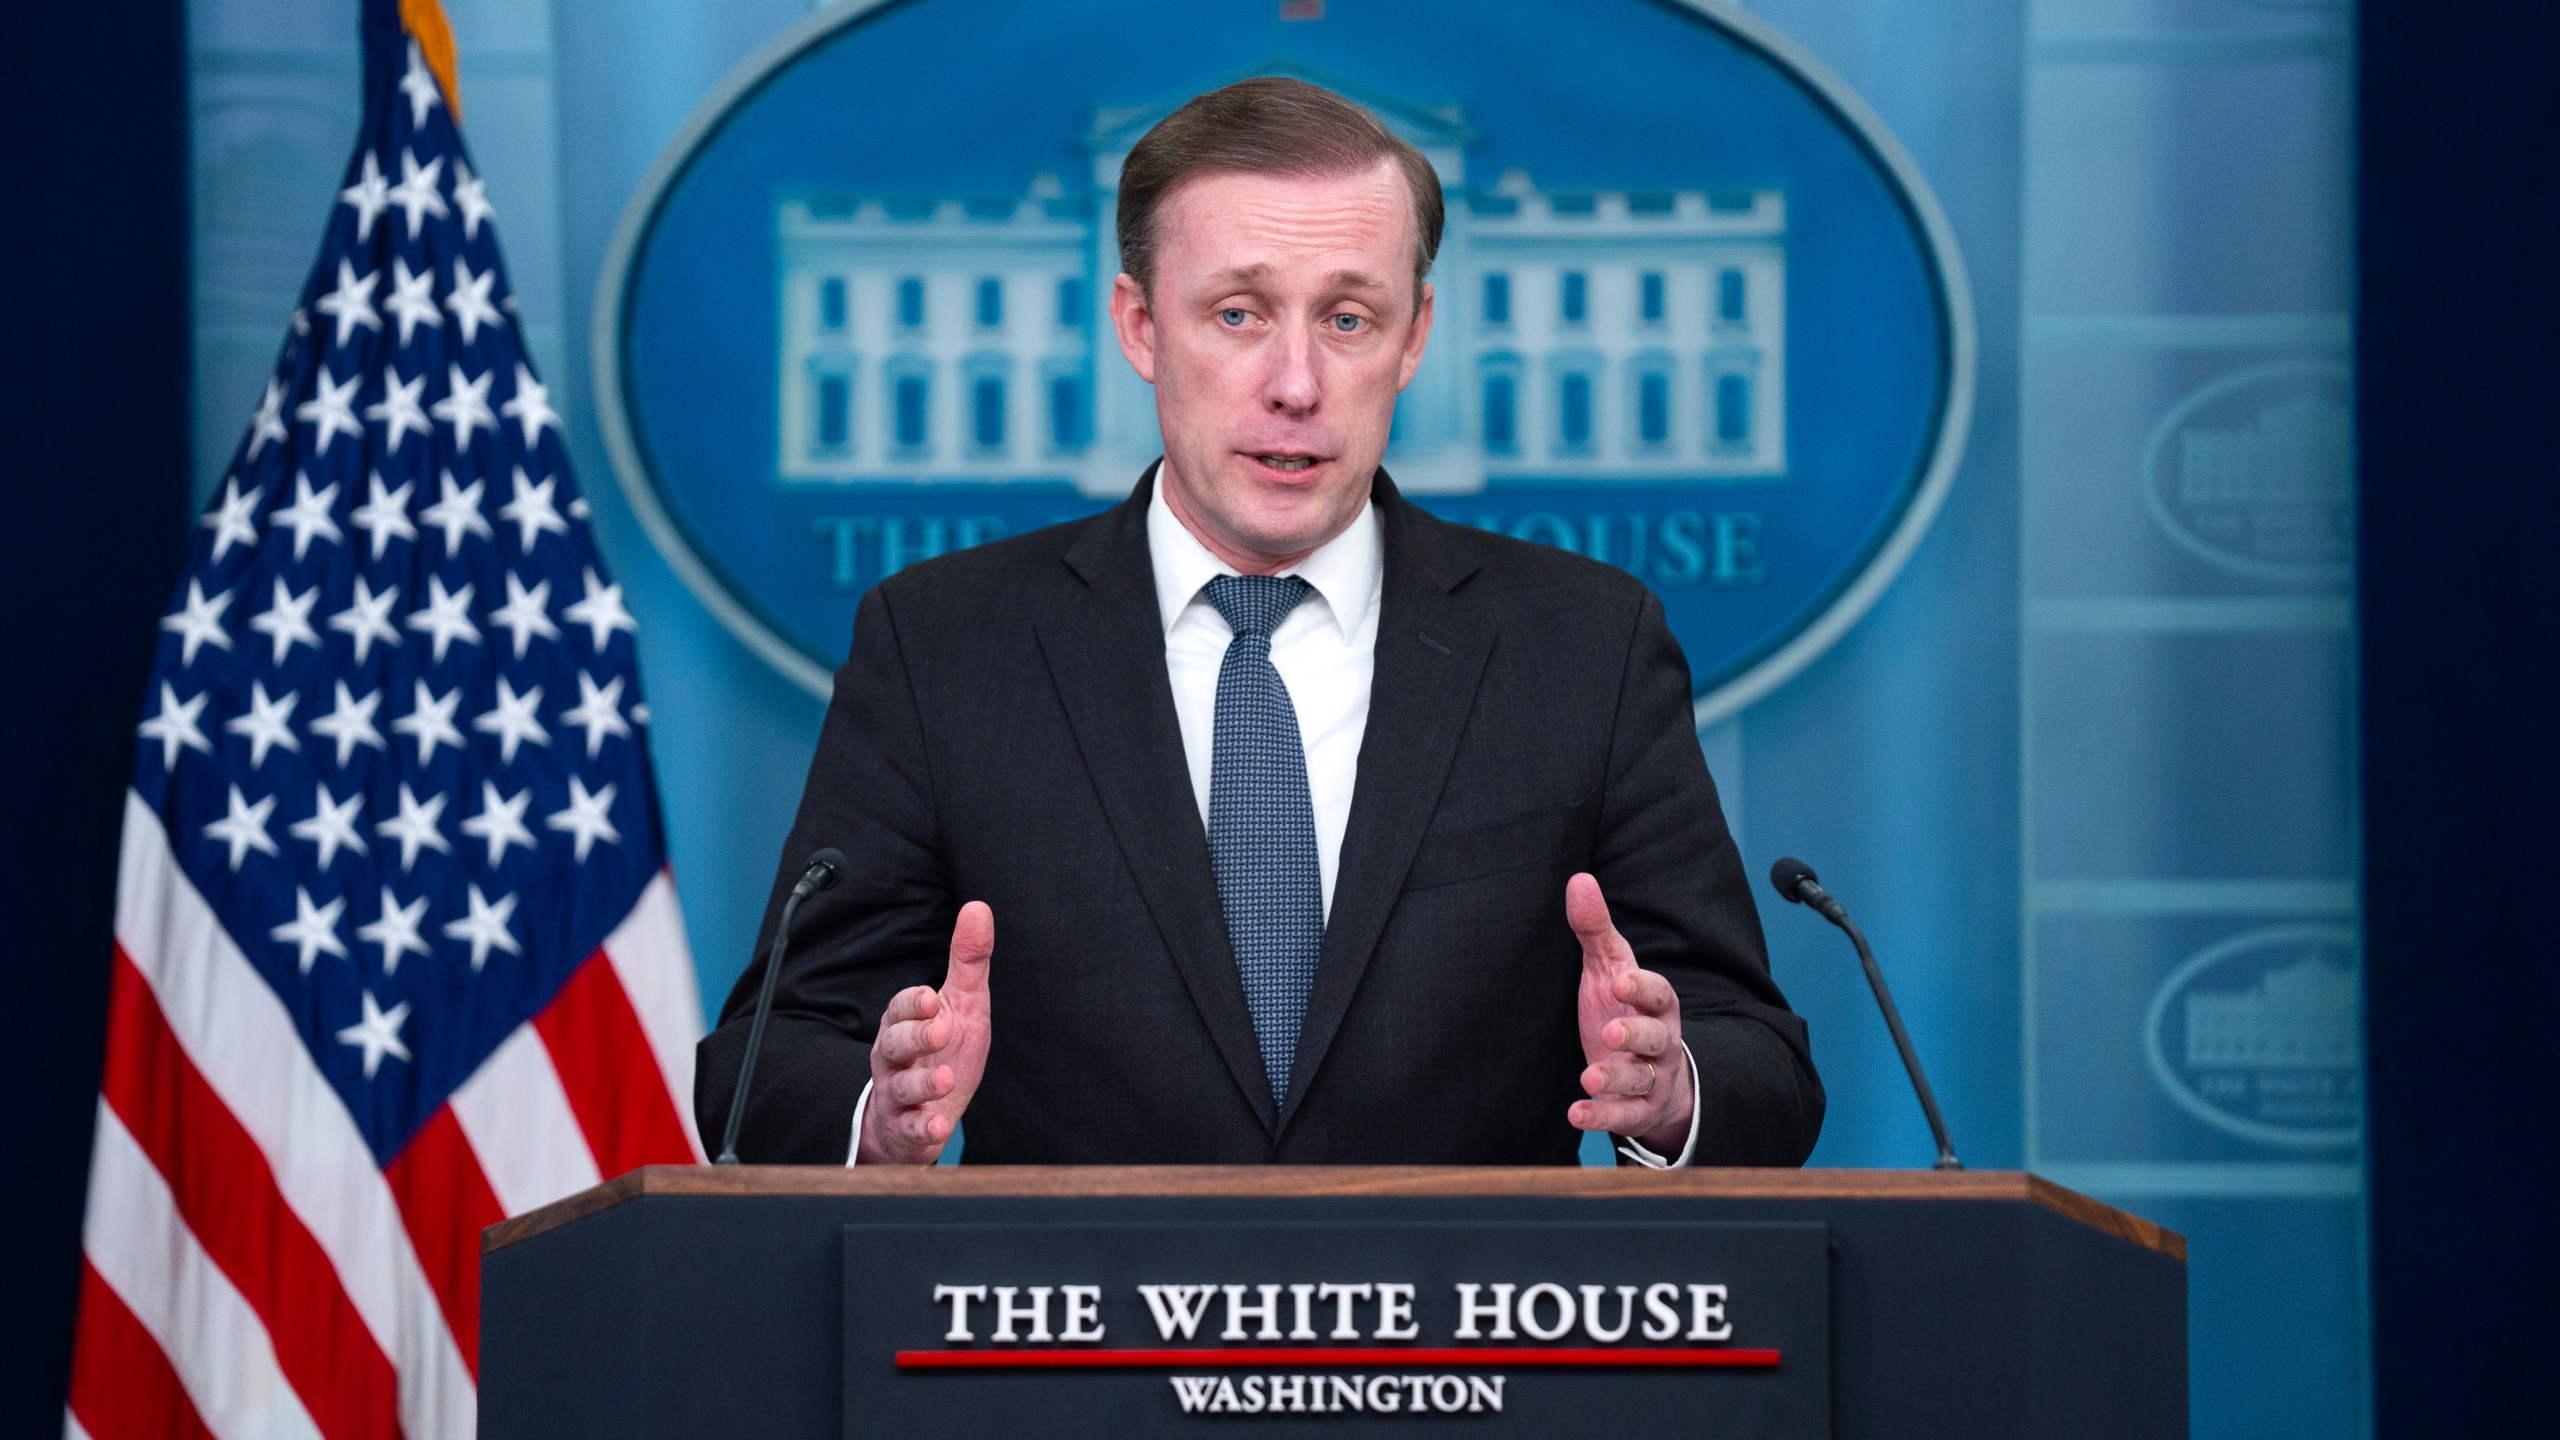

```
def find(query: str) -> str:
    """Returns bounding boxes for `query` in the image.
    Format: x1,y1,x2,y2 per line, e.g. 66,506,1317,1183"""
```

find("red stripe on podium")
895,1347,1781,1370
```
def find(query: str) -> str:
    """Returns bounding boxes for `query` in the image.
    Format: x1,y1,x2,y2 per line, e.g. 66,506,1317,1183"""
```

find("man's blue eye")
1220,308,1249,326
1331,314,1364,332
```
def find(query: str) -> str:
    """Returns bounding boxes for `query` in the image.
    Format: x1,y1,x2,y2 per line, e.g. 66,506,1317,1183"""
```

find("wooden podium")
481,1167,2185,1439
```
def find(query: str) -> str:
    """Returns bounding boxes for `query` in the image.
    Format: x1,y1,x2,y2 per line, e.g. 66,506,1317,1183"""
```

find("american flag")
66,3,703,1436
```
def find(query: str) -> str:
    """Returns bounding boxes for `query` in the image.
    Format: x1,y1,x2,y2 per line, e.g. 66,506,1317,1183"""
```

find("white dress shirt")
847,482,1698,1167
1149,481,1381,920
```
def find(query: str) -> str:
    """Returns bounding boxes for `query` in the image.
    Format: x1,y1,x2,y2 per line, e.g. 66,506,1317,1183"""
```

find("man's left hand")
1566,872,1692,1154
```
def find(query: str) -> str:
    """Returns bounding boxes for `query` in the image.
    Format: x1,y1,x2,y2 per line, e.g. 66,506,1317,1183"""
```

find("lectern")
481,1168,2185,1439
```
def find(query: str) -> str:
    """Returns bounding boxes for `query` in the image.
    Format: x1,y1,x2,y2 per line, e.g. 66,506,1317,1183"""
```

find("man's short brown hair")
1115,76,1446,301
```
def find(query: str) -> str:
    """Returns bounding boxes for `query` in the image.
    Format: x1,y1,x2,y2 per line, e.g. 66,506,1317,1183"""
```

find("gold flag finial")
399,0,463,122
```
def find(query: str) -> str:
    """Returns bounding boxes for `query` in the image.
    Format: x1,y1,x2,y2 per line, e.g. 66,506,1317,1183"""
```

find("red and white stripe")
69,793,702,1440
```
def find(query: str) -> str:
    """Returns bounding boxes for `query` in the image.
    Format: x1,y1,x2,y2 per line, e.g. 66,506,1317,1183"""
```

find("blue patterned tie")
1204,574,1324,1106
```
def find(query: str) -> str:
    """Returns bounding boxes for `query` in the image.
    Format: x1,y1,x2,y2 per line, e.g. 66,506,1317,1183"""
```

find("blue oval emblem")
597,0,1973,721
2143,924,2362,1150
2142,360,2351,584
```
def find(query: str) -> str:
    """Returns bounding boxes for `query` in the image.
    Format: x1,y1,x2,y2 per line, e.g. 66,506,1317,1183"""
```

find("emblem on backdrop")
599,0,1972,721
2143,923,2361,1149
2143,360,2351,584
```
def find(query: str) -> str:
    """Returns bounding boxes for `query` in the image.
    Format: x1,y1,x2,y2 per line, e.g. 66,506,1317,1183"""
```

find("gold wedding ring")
1634,1058,1658,1098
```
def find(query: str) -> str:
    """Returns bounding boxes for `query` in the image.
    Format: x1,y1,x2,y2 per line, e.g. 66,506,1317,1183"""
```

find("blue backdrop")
3,0,2420,1435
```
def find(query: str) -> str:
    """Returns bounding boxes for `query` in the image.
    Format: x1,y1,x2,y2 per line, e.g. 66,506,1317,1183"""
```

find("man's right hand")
857,901,993,1165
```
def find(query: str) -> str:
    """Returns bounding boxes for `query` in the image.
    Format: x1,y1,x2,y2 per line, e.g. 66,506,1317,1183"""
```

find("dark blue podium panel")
479,1168,2185,1440
842,1220,1831,1435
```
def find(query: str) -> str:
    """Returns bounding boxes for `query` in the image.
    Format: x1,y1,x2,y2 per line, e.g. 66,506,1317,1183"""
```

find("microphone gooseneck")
1767,856,1962,1171
715,848,849,1165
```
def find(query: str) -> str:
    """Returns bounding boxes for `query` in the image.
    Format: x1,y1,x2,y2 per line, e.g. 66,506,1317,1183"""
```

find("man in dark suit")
696,77,1823,1167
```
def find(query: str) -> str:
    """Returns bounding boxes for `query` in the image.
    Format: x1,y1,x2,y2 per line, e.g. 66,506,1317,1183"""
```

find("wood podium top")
483,1166,2182,1262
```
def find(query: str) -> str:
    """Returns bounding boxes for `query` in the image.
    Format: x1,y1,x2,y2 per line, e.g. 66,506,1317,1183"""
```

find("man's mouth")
1249,453,1323,474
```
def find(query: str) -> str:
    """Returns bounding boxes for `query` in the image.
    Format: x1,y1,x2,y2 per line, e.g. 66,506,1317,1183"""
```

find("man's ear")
1396,280,1435,392
1110,272,1158,385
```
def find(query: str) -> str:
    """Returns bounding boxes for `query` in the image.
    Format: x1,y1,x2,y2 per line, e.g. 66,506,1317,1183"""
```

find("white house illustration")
2179,394,2351,508
2184,959,2359,1071
775,73,1787,495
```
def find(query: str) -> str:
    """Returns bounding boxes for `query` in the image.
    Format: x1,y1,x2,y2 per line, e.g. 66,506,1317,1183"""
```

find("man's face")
1111,161,1434,571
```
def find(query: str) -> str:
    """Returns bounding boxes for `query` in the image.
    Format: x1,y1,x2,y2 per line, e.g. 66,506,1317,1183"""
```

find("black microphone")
1768,856,1961,1171
714,847,847,1165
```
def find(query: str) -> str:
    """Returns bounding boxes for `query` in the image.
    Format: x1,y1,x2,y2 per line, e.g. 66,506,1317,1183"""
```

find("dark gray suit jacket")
696,470,1824,1164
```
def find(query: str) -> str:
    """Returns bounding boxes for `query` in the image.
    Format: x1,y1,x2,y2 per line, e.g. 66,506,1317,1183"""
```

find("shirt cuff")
844,1078,875,1167
1615,1041,1702,1169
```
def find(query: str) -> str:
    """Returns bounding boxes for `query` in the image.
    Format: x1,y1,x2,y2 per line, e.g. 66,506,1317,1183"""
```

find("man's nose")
1263,324,1322,416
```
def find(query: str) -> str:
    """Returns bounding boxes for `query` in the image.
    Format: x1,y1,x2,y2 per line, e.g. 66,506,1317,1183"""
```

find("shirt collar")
1147,473,1382,643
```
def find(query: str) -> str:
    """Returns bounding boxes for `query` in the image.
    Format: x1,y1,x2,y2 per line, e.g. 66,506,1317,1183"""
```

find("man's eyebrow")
1200,264,1392,293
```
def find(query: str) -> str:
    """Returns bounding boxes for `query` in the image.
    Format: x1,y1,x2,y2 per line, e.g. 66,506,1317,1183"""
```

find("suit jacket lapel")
1280,480,1493,1128
1035,470,1279,1133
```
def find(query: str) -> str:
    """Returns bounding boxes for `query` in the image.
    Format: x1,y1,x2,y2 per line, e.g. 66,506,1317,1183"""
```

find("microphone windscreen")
1768,856,1819,904
806,847,849,891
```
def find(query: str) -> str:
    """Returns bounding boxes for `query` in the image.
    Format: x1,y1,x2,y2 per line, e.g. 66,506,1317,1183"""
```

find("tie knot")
1205,574,1313,639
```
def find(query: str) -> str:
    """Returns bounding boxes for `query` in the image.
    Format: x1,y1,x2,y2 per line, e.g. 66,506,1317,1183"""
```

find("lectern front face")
480,1168,2187,1440
844,1218,1830,1434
